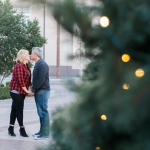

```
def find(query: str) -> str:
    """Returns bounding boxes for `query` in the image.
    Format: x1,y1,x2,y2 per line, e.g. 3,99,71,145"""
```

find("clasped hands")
26,90,34,96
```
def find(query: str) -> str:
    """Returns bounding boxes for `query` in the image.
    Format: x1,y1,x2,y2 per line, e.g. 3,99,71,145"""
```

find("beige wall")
4,0,81,77
11,0,72,66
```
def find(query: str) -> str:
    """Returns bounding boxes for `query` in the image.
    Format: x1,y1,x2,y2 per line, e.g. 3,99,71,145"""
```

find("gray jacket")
32,59,50,93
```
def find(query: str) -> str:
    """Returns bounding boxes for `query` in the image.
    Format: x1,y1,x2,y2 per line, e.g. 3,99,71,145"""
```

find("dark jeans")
35,91,50,136
9,92,25,126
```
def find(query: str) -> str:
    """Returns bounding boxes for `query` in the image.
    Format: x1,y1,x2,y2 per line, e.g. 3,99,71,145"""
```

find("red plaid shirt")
10,62,31,95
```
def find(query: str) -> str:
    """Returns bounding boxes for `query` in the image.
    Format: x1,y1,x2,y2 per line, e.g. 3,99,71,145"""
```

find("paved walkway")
0,79,77,150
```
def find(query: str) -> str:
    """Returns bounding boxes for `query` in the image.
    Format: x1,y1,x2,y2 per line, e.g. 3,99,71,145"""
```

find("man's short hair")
32,47,42,58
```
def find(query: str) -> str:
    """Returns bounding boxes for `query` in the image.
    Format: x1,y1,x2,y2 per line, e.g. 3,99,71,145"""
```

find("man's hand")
26,90,34,96
30,91,34,96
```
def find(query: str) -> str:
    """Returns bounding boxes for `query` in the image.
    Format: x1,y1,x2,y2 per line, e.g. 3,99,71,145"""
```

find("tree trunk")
0,74,5,86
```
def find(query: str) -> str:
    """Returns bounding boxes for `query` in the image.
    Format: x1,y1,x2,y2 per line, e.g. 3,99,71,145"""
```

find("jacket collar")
17,61,30,69
35,58,43,66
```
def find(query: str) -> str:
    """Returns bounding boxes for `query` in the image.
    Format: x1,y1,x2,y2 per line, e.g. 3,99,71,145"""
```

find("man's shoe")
32,131,42,137
34,135,49,140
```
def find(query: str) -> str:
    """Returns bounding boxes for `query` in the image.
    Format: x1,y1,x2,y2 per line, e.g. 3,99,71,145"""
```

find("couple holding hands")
8,47,50,140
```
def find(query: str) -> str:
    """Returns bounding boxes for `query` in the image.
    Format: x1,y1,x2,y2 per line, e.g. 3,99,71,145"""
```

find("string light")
122,84,130,90
122,54,130,62
101,115,107,120
135,69,144,78
99,16,110,27
96,147,101,150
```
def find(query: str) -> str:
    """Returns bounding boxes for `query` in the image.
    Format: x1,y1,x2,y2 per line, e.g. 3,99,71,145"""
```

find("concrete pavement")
0,79,77,150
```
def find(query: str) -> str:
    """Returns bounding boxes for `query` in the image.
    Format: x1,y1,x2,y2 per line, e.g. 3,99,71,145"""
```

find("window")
13,7,30,24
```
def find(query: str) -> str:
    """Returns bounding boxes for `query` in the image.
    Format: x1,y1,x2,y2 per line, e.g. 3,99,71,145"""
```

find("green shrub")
0,86,11,100
0,84,4,87
6,81,10,86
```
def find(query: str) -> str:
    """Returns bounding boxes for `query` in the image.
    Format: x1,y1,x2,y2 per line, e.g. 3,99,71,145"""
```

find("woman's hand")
27,90,34,96
22,87,34,95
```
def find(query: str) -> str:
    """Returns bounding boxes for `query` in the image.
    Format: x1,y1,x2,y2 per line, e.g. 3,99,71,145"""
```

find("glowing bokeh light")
96,147,101,150
100,16,110,27
122,54,130,62
101,115,107,121
122,84,130,90
135,69,144,78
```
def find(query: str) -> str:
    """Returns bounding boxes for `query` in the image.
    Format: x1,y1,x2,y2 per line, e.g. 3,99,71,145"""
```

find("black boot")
19,127,29,137
8,126,16,136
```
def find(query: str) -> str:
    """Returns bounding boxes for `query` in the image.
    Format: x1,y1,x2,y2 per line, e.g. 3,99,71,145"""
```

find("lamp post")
56,22,60,78
43,0,46,60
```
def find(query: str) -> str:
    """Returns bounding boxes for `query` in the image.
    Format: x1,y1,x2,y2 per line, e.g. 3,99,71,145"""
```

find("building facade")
3,0,87,78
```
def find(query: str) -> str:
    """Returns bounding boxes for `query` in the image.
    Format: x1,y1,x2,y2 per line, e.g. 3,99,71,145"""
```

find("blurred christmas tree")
0,0,46,84
36,0,150,149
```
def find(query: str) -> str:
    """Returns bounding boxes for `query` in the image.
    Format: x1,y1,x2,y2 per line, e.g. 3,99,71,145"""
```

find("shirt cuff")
32,88,35,93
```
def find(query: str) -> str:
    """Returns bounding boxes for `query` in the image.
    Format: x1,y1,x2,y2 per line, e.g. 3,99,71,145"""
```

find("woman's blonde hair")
16,49,29,62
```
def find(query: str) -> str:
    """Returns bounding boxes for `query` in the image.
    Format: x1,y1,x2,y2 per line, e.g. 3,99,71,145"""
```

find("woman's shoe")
8,126,16,136
19,127,29,137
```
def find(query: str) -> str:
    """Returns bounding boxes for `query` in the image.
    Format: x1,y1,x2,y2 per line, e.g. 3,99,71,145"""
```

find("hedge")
0,86,11,100
6,81,10,86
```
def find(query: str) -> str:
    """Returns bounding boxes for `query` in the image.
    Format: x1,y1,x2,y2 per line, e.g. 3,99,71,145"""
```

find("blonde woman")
8,49,32,137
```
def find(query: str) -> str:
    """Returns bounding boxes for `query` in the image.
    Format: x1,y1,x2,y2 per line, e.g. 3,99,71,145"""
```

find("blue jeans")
35,91,50,136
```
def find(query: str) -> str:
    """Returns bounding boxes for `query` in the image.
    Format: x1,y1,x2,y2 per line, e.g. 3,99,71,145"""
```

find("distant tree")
0,0,46,85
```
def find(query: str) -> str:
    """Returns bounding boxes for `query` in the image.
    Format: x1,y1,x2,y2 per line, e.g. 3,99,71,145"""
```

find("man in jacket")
30,47,50,140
